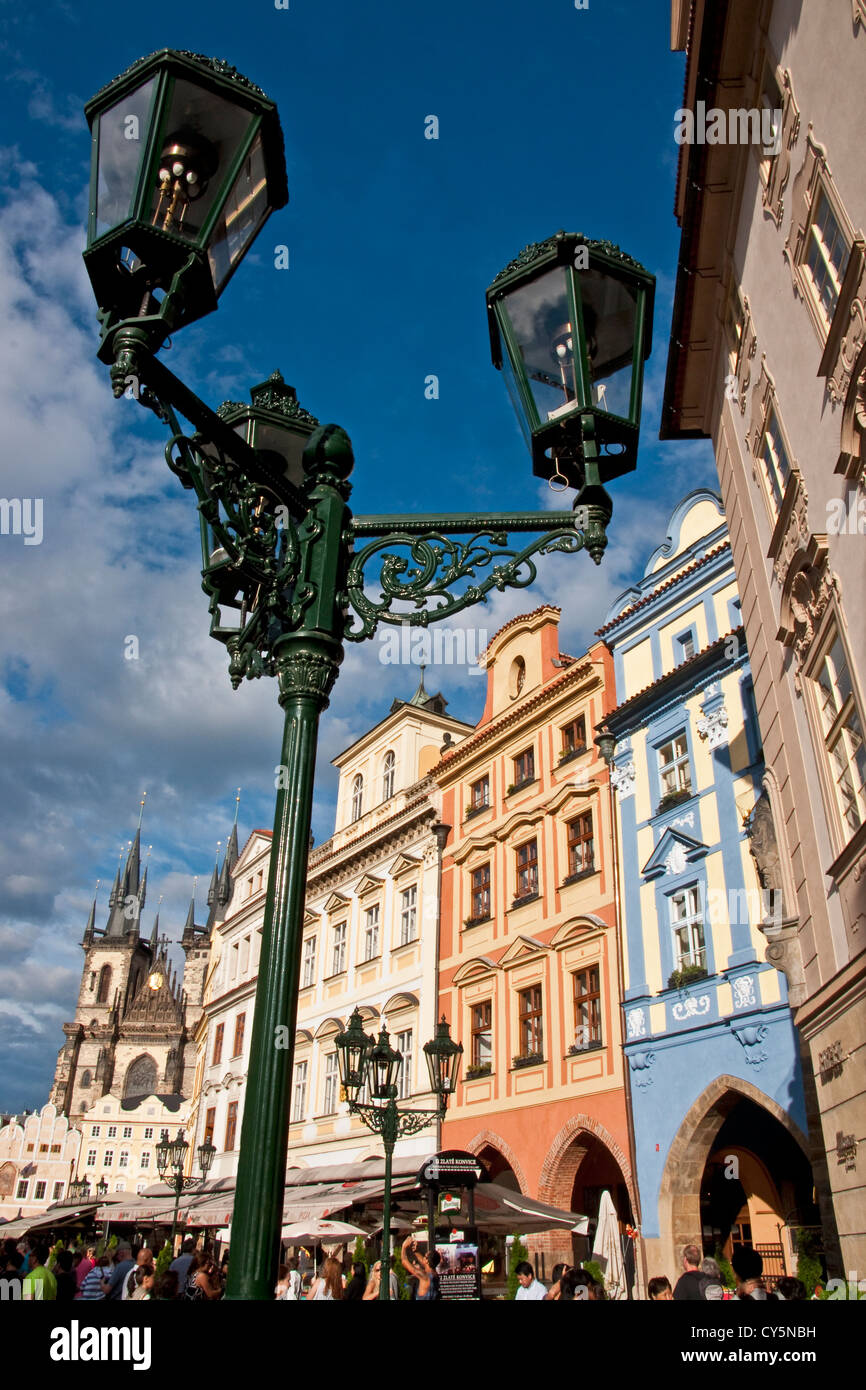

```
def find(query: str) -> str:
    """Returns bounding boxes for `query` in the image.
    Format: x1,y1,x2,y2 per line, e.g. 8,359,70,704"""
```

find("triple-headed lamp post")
335,1010,462,1300
82,49,654,1300
155,1128,217,1247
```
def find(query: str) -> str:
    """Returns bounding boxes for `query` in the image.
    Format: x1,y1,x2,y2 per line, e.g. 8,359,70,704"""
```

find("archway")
123,1054,158,1100
466,1129,528,1193
537,1119,635,1277
657,1075,816,1283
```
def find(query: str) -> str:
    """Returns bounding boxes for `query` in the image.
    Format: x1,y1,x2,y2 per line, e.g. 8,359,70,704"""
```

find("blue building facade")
598,492,818,1285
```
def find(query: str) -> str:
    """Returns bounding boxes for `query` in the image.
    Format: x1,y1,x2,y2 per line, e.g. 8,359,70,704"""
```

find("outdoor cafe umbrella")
281,1217,368,1274
591,1189,627,1300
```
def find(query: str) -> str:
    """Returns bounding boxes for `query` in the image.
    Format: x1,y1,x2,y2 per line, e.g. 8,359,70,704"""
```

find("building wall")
435,607,634,1271
75,1093,190,1195
0,1104,80,1219
602,490,811,1282
663,0,866,1274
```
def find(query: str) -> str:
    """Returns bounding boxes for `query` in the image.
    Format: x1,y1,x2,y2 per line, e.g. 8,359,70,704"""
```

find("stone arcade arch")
123,1054,158,1100
465,1129,528,1194
656,1074,812,1280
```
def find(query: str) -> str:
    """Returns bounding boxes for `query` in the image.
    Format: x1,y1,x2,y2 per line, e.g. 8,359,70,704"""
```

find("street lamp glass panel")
197,1139,217,1177
335,1009,373,1102
578,268,639,421
168,1130,189,1171
423,1018,463,1098
94,80,156,240
147,78,254,245
369,1028,402,1101
208,132,270,293
499,266,580,428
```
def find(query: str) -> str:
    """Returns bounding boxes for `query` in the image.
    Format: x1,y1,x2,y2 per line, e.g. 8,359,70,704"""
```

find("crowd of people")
2,1233,814,1302
1,1235,226,1301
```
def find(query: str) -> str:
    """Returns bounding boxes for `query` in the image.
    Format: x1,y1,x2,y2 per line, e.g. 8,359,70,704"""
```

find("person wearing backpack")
673,1244,715,1300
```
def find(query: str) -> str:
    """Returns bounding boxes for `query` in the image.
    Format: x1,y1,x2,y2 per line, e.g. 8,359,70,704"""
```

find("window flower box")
505,778,536,796
567,1038,604,1056
561,866,596,887
464,1063,492,1081
465,802,490,820
509,892,539,911
656,787,693,815
512,1052,544,1070
463,914,491,929
558,745,587,766
667,964,708,990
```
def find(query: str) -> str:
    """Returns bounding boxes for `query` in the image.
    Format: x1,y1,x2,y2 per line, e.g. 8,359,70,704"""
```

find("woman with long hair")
307,1256,343,1301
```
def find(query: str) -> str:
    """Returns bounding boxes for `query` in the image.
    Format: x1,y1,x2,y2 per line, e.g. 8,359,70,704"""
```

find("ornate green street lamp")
84,48,287,352
335,1009,461,1300
155,1127,216,1245
82,50,653,1302
486,230,655,506
68,1178,91,1203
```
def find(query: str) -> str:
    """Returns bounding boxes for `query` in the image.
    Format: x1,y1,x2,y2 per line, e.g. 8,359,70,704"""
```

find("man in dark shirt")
102,1243,135,1300
673,1244,712,1300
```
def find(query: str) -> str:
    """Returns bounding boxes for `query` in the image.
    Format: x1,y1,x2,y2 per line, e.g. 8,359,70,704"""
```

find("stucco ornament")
610,761,636,798
628,1051,655,1087
697,703,729,749
664,842,687,876
626,1008,646,1039
732,1022,769,1067
731,975,757,1009
671,994,711,1021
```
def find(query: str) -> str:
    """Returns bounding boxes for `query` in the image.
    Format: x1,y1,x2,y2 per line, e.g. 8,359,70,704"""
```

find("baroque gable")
642,826,709,881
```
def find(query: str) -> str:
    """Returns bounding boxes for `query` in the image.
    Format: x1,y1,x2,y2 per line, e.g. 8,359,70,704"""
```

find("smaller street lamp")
155,1128,216,1246
68,1178,91,1203
335,1009,461,1300
94,1178,109,1198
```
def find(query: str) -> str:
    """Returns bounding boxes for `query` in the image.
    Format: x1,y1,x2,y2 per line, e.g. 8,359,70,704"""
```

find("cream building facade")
661,0,866,1274
73,1091,191,1197
190,677,472,1181
0,1104,81,1221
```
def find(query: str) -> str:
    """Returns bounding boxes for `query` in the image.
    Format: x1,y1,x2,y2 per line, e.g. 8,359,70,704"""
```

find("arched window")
382,750,396,801
123,1054,158,1100
80,1070,92,1089
96,966,112,1004
351,774,364,822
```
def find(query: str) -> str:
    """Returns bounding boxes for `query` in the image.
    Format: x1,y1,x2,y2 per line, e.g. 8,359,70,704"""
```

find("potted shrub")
657,787,692,814
465,1062,492,1080
667,963,708,990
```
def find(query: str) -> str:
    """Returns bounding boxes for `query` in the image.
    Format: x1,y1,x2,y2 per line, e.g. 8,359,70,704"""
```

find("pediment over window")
314,1016,345,1039
389,853,422,881
303,911,320,930
452,834,498,865
498,934,550,968
323,892,351,913
355,874,385,899
453,956,500,986
545,780,599,817
495,809,545,845
642,827,708,881
551,915,607,948
382,992,419,1015
295,1029,313,1046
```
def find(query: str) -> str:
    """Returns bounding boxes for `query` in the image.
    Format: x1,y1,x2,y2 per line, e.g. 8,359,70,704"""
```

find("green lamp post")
82,49,653,1301
334,1009,462,1300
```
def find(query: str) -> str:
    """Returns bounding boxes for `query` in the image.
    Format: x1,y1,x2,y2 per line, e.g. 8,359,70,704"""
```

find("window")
90,1125,100,1138
119,1151,130,1169
232,1012,246,1058
302,937,317,988
658,733,692,798
107,1125,117,1139
804,189,851,328
34,1181,47,1201
518,986,543,1058
399,886,418,945
224,1102,238,1151
469,775,490,811
513,747,535,786
470,1002,492,1070
331,923,347,976
363,905,380,961
676,630,696,664
572,967,602,1048
351,774,364,822
212,1022,224,1066
515,839,539,900
50,1144,61,1154
140,1151,150,1170
561,716,586,757
96,965,112,1004
16,1181,28,1200
671,886,706,972
39,1145,48,1154
104,1150,114,1168
323,1054,339,1114
52,1182,64,1202
203,1107,215,1146
759,410,792,518
382,750,396,801
812,632,866,837
470,864,491,921
143,1127,154,1140
396,1029,413,1100
122,1126,133,1139
566,813,594,878
86,1149,97,1167
291,1060,308,1122
80,1070,92,1089
114,1182,125,1192
136,1183,147,1194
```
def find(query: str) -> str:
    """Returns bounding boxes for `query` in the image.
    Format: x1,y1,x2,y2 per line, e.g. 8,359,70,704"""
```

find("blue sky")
0,0,717,1110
